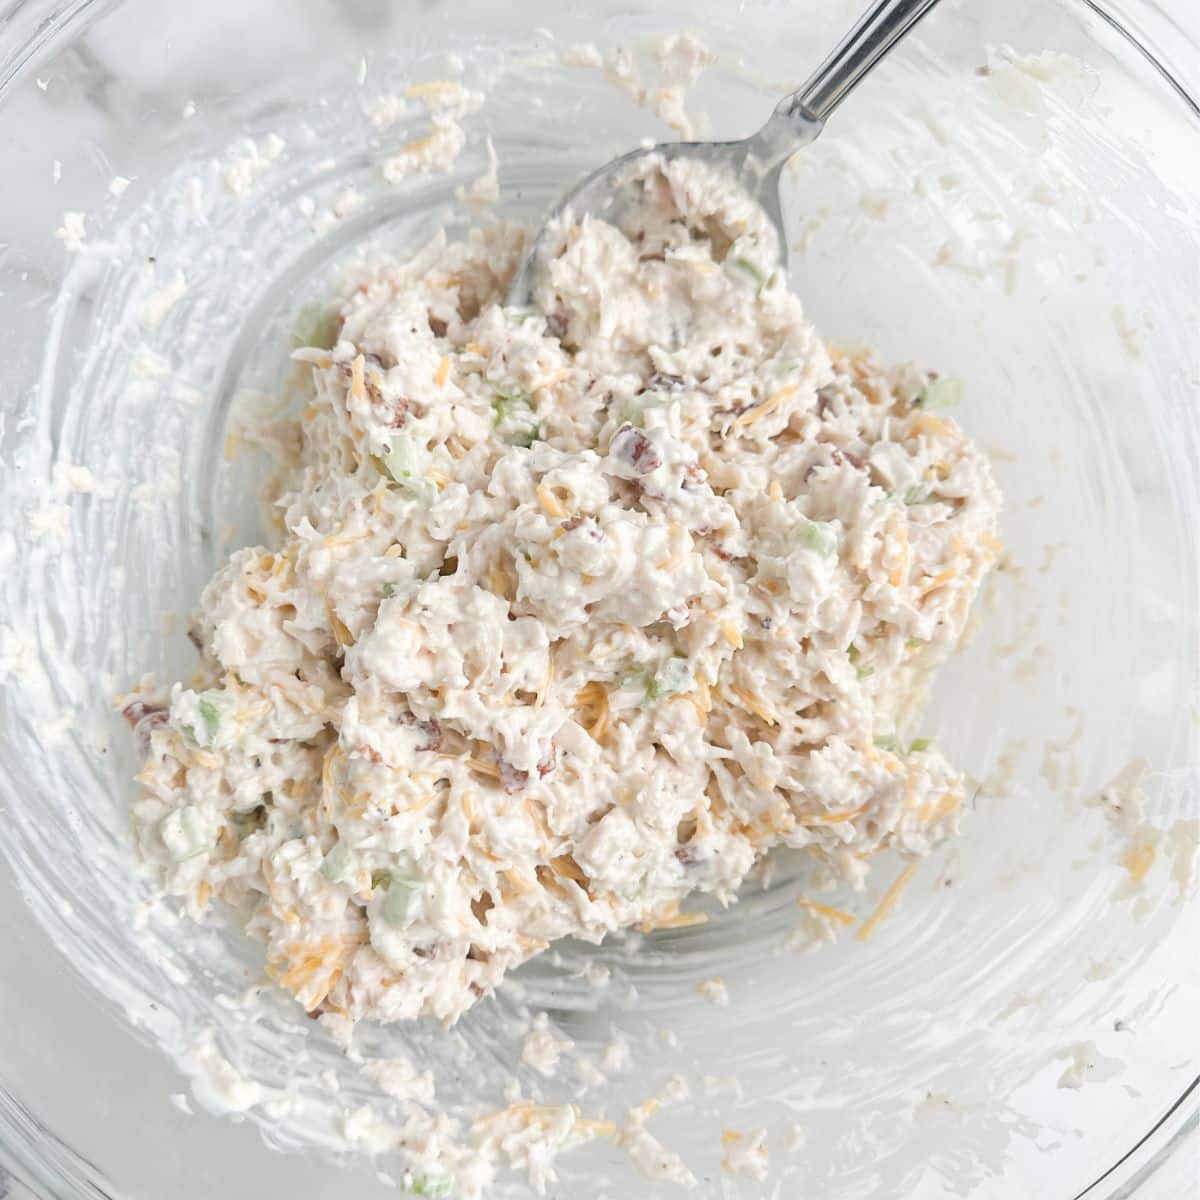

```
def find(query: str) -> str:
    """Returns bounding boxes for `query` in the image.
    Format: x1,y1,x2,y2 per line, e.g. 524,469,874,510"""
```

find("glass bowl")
1,1,1197,1197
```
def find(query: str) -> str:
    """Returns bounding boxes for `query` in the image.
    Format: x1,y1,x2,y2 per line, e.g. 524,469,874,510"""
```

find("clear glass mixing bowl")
1,1,1198,1197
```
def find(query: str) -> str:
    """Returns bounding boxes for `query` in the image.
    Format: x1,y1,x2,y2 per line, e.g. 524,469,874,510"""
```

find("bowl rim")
0,1,1197,1197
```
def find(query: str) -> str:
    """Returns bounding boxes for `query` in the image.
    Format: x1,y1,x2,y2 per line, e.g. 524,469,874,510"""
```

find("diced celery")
728,256,765,293
381,582,397,599
908,738,931,753
916,376,962,410
873,734,899,752
856,665,875,681
492,389,539,448
382,434,431,496
379,873,424,926
847,644,859,663
160,806,212,862
903,484,932,505
197,698,222,742
321,842,353,883
182,690,228,749
290,303,340,351
646,656,693,700
406,1172,453,1198
798,518,839,558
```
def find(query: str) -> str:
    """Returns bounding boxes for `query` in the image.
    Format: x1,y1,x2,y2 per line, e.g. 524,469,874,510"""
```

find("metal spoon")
508,0,944,306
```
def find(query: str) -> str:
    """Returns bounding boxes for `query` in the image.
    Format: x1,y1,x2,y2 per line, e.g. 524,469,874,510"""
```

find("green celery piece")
646,656,693,701
291,303,340,351
407,1173,453,1198
799,518,838,558
730,256,765,292
916,376,962,410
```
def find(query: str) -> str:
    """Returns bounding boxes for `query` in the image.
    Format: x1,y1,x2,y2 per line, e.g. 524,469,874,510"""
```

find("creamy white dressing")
125,153,1001,1035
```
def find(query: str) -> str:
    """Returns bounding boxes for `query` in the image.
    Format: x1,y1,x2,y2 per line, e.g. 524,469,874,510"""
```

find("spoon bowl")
507,0,943,307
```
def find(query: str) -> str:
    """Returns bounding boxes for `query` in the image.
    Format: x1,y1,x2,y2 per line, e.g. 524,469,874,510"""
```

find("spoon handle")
768,0,944,142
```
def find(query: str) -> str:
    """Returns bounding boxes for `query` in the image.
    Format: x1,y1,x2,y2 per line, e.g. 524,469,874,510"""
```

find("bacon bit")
383,394,412,430
428,314,448,338
499,758,529,793
536,483,568,519
645,371,686,392
121,700,166,728
796,899,856,925
122,701,169,753
856,862,919,941
537,743,557,776
830,447,867,471
612,425,662,474
545,311,568,340
398,711,442,751
706,536,735,563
